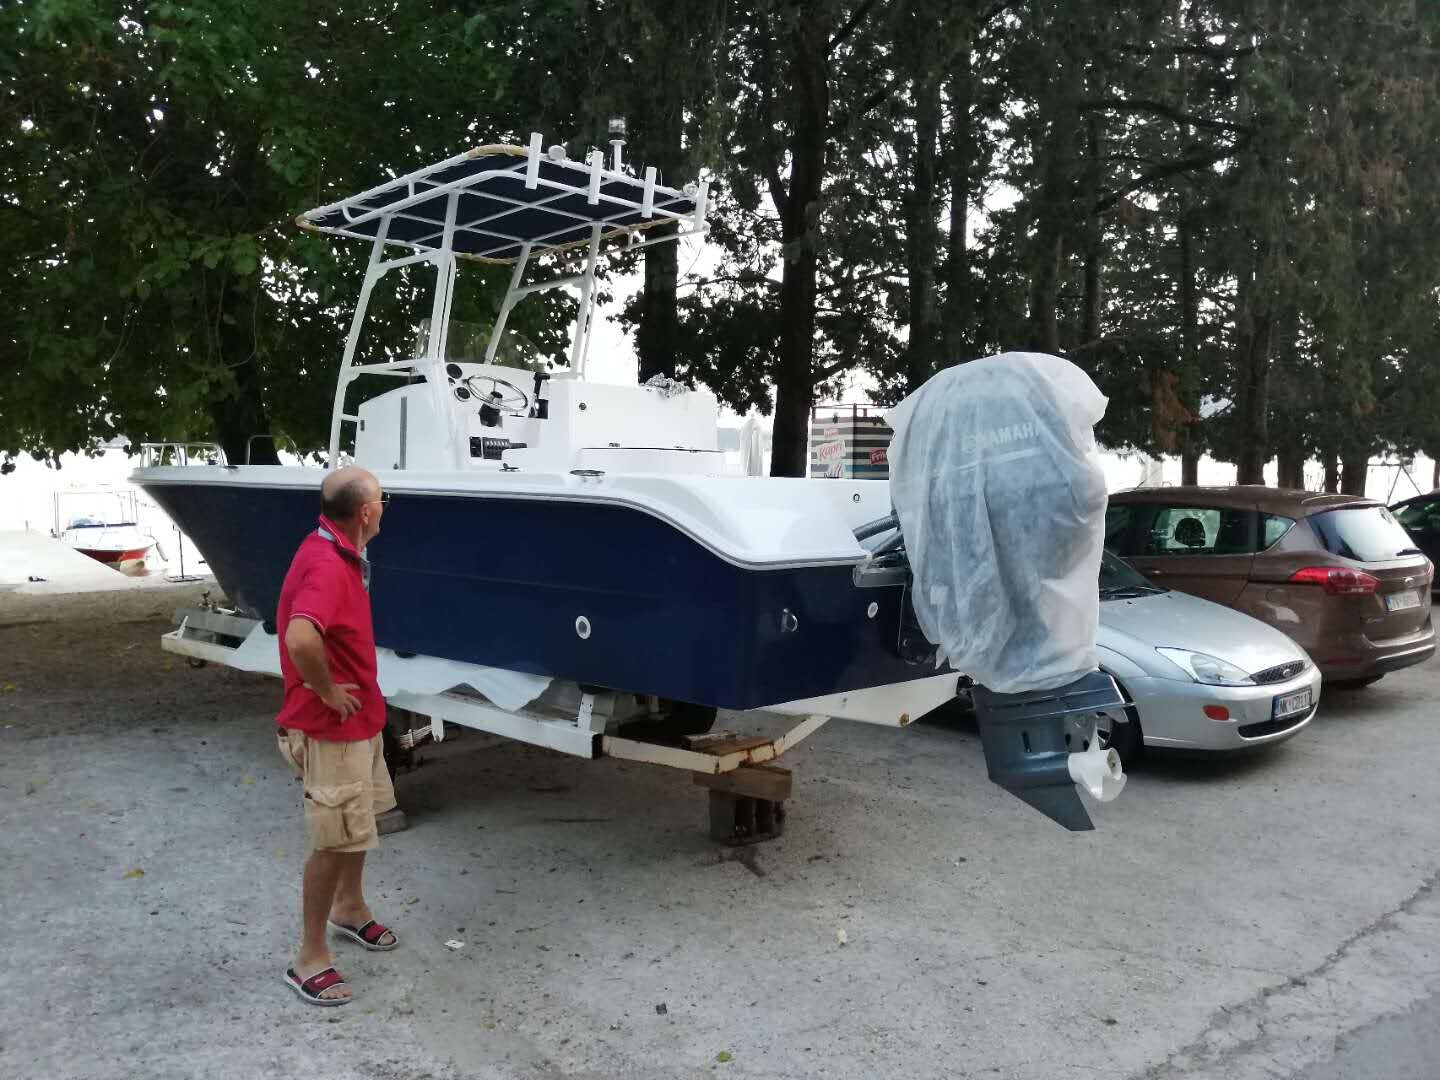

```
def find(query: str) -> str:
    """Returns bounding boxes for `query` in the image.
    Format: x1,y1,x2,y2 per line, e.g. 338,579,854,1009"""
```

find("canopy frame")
309,133,710,468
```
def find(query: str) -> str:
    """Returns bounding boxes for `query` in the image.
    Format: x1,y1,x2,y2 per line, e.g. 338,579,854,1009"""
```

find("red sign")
869,448,888,466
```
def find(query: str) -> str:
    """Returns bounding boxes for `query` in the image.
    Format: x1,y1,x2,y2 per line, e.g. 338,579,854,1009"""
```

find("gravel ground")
2,586,1438,1080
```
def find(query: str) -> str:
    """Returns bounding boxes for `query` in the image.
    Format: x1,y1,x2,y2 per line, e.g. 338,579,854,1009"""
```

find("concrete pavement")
1,590,1437,1079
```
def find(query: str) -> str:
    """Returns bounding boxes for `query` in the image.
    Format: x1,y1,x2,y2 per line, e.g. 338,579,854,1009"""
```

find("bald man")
274,467,397,1006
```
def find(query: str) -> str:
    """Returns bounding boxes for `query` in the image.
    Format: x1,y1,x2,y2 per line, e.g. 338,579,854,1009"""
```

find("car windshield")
1099,549,1165,598
1393,498,1440,531
1310,506,1421,562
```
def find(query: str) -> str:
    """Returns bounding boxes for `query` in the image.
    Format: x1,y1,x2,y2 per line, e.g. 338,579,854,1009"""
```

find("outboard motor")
882,351,1126,830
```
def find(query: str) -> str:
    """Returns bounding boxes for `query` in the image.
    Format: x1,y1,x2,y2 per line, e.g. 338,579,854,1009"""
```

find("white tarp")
739,413,765,476
885,352,1109,693
228,623,552,711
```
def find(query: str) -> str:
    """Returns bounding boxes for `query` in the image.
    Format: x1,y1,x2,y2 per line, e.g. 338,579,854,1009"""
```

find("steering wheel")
463,374,531,417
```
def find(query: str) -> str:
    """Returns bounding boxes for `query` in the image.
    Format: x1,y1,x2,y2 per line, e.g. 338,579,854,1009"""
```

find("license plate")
1273,688,1313,719
1385,590,1422,612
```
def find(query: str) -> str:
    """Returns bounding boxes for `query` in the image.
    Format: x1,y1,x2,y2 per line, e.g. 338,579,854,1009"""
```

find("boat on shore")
134,131,1124,829
53,490,157,569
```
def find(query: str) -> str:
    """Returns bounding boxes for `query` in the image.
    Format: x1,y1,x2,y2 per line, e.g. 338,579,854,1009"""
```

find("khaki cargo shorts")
277,730,397,853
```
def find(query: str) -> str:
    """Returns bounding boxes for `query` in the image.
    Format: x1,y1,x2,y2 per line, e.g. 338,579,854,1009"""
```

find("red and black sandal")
328,918,399,951
284,966,351,1006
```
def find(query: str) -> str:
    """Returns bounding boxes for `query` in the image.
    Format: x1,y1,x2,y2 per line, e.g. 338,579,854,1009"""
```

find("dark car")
1390,491,1440,595
1106,486,1435,687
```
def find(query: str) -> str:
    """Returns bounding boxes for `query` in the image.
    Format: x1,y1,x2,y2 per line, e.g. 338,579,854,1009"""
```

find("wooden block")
693,763,792,802
376,808,409,836
708,791,739,841
704,789,787,844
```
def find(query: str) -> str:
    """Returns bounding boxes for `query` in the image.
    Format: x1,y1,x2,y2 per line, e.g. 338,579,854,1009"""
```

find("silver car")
1096,550,1321,760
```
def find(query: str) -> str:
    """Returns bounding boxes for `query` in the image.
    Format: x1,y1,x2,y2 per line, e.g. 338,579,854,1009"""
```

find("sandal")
328,918,398,951
284,966,351,1006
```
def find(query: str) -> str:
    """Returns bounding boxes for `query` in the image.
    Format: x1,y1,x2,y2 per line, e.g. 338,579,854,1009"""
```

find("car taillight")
1288,566,1380,596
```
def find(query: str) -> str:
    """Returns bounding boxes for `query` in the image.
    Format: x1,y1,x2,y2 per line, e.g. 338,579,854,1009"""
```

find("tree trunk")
940,48,973,365
1276,443,1305,490
1029,231,1063,354
1079,110,1104,347
1322,451,1340,493
1027,47,1080,355
204,136,281,467
1234,313,1272,485
209,278,280,467
768,8,831,478
637,232,681,383
902,49,941,392
1340,452,1369,497
1080,238,1102,348
1181,453,1200,486
1177,214,1200,484
635,55,686,384
1233,249,1273,485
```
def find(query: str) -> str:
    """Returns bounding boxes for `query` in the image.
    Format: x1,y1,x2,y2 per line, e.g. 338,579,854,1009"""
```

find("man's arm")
284,617,361,719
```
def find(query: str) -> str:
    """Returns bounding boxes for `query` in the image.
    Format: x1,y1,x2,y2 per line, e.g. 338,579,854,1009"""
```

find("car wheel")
1097,680,1143,766
1329,675,1384,690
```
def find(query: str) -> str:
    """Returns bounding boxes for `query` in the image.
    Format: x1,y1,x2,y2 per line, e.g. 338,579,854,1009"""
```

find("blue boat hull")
141,479,932,710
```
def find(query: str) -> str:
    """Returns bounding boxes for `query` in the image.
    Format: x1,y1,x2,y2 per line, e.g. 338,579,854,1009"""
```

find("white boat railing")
139,442,227,468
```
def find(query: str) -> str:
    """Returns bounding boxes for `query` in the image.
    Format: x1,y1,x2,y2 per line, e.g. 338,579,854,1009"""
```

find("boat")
53,490,157,568
133,132,1124,830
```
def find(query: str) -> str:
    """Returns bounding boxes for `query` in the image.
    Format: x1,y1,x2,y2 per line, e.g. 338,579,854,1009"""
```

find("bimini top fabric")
885,352,1110,694
298,145,698,263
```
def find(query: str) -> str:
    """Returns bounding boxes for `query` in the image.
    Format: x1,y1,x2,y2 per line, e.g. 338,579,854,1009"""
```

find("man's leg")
330,851,397,947
294,850,359,1001
326,732,397,947
283,735,386,1001
330,850,369,925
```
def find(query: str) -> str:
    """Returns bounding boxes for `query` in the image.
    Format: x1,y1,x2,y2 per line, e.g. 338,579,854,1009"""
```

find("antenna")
608,116,627,172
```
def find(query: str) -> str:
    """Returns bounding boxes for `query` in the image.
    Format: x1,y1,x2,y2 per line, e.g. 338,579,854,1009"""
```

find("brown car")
1106,486,1435,686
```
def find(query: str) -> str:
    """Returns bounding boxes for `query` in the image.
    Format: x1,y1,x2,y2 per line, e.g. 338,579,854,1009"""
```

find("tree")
576,0,731,383
7,0,1440,495
1,0,585,466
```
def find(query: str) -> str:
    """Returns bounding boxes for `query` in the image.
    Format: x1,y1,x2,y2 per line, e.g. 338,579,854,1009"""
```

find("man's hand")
319,682,362,718
285,618,363,721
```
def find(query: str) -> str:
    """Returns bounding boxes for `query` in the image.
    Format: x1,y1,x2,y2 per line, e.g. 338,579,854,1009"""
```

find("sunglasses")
370,492,391,507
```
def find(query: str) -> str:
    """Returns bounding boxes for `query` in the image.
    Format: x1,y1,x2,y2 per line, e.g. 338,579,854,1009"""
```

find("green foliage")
1,0,585,463
5,0,1440,480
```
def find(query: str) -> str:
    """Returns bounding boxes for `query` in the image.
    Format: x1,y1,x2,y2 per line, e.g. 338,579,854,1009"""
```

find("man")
276,466,397,1006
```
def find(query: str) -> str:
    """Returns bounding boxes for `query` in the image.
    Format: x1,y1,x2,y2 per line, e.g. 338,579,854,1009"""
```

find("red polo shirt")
274,515,386,741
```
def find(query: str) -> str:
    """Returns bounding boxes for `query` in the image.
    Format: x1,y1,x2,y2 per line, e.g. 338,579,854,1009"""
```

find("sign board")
808,409,893,480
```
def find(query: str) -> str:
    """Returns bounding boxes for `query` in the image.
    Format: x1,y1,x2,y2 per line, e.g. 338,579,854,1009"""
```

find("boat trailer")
162,600,942,844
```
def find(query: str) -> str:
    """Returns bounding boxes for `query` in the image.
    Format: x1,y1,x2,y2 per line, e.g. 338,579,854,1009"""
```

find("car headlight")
1155,648,1256,686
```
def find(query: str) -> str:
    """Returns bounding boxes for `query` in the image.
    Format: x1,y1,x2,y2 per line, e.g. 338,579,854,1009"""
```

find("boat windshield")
1099,549,1165,599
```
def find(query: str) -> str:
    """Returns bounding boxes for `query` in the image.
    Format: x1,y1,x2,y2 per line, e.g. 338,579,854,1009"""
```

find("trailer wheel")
666,701,719,737
617,700,718,743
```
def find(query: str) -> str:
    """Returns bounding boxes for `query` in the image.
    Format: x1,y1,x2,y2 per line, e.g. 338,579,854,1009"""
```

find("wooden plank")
693,763,792,801
683,733,774,756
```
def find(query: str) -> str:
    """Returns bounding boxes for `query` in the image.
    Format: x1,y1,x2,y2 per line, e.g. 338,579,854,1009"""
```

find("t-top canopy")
298,137,705,263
